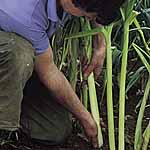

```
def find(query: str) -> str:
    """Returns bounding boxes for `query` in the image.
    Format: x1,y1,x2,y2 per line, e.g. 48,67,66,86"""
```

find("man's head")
60,0,125,25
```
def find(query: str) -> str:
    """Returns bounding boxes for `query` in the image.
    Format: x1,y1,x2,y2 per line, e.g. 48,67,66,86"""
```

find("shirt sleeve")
11,21,50,55
25,28,50,55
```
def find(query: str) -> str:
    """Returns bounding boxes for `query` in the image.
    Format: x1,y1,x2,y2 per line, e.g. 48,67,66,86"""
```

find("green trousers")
0,31,72,144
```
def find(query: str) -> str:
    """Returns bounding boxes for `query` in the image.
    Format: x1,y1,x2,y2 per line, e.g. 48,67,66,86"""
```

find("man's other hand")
83,32,106,80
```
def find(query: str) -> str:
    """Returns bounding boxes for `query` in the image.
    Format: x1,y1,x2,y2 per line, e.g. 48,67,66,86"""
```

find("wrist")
78,109,92,123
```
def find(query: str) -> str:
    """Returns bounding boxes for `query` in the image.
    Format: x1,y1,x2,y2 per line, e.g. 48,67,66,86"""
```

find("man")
0,0,124,149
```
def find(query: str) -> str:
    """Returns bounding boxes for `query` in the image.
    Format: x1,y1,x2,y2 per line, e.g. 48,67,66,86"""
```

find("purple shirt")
0,0,70,54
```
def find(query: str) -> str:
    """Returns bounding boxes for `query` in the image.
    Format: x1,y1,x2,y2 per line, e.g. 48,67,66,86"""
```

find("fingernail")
83,74,87,80
94,144,98,148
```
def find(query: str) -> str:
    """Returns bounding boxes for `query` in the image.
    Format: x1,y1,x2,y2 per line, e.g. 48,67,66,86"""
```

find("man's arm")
35,47,98,148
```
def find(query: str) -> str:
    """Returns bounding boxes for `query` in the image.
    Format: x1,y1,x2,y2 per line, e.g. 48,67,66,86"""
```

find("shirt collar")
47,0,58,22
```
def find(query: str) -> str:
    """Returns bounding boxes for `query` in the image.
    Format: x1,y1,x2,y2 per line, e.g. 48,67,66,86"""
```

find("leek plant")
118,1,138,149
134,76,150,150
68,20,80,90
79,17,91,109
133,19,150,53
142,121,150,150
132,43,150,150
80,19,103,148
103,25,116,150
59,22,74,70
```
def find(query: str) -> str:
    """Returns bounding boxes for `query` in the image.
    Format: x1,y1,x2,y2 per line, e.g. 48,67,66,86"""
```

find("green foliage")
52,0,150,149
134,76,150,150
142,121,150,150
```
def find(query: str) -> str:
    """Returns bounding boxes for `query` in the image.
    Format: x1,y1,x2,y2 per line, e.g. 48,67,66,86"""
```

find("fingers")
83,58,97,79
91,136,99,149
81,56,88,67
90,122,99,149
82,47,105,80
83,59,103,80
94,62,103,80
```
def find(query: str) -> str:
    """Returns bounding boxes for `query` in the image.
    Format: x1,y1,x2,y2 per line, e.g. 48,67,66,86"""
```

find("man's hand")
83,26,106,80
80,113,99,148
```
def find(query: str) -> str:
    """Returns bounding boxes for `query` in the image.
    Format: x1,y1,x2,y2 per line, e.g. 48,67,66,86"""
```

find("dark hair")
73,0,126,25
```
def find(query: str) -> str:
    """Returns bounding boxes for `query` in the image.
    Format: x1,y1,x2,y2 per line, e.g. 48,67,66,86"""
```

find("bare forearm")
35,48,90,122
41,64,89,118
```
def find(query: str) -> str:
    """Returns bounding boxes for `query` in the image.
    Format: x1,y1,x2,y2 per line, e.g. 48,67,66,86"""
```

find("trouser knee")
0,31,35,130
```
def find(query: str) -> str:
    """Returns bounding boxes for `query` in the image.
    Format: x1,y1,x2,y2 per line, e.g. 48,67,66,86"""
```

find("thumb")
83,64,95,80
83,59,97,79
